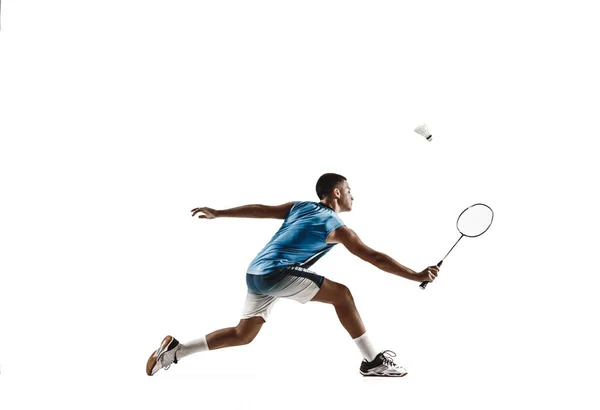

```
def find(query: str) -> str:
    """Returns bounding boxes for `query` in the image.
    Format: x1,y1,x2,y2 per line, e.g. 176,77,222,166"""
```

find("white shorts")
241,265,325,321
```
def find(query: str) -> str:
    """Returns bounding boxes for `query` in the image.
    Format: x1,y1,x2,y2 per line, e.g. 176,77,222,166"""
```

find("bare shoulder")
327,226,376,261
326,225,357,244
271,201,296,218
276,201,296,210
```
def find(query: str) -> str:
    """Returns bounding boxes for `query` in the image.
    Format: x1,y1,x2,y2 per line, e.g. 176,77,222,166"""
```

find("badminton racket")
420,203,494,289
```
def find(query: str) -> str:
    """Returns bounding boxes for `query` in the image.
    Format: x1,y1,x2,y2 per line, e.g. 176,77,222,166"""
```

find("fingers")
191,207,205,217
191,207,213,219
427,265,439,281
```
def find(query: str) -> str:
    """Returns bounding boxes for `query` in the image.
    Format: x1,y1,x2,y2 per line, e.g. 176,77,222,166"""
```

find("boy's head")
316,173,353,212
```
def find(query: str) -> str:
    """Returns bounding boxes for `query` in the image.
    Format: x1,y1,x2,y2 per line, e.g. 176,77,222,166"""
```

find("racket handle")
419,260,443,290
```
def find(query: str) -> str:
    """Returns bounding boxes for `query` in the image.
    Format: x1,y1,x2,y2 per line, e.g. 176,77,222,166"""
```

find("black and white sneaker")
359,350,408,377
146,335,181,376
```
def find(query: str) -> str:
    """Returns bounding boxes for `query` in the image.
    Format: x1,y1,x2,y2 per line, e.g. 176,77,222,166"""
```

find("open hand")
191,207,218,219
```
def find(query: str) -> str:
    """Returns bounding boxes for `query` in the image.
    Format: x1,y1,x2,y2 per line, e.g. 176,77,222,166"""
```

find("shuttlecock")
414,123,432,141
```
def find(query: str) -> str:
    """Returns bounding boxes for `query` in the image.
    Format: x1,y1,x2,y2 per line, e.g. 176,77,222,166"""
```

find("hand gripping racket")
420,203,494,290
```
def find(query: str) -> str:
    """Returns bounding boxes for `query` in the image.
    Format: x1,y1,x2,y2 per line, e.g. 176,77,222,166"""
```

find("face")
336,180,354,212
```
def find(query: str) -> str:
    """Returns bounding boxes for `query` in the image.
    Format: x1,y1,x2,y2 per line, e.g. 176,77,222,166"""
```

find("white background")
1,1,599,408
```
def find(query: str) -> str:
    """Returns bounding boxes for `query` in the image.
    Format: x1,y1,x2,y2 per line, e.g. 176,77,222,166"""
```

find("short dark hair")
316,173,347,200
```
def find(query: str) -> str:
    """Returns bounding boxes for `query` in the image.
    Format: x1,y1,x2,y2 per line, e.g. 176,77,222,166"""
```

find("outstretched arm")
191,202,295,220
327,226,439,282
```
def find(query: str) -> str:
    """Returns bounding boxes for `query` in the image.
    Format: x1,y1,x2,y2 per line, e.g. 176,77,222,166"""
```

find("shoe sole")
146,335,175,376
360,370,408,377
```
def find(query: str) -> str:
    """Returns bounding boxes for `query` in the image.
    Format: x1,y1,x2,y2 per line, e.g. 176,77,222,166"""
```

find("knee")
234,322,261,345
335,284,355,306
235,329,256,345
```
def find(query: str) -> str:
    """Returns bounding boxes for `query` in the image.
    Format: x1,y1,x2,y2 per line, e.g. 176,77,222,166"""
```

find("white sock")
353,332,378,362
177,335,209,360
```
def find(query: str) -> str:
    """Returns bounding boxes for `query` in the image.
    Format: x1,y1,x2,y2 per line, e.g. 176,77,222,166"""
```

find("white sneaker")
146,335,181,376
359,350,408,377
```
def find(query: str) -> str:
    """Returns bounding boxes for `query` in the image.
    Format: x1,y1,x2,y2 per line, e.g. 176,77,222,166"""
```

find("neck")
319,200,339,213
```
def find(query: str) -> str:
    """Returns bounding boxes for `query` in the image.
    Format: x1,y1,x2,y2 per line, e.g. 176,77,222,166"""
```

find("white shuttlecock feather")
414,123,432,141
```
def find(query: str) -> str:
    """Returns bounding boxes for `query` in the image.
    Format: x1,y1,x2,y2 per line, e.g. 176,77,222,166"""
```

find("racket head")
456,203,494,237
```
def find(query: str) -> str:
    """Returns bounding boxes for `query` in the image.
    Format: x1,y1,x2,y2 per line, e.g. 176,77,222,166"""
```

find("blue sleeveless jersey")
247,201,345,275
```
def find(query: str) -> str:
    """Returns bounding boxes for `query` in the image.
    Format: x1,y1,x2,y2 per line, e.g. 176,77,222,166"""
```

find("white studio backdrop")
1,1,599,409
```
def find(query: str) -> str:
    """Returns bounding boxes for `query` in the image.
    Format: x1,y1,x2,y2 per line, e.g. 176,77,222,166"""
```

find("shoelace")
160,353,174,371
156,344,176,371
380,350,399,368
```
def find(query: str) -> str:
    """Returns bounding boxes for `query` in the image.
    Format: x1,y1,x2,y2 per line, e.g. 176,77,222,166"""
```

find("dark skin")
191,180,440,348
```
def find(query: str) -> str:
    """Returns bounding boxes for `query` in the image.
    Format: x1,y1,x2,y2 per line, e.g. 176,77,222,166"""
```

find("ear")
333,187,341,198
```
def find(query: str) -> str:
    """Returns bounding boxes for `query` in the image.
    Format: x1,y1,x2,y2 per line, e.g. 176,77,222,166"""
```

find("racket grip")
419,260,443,290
